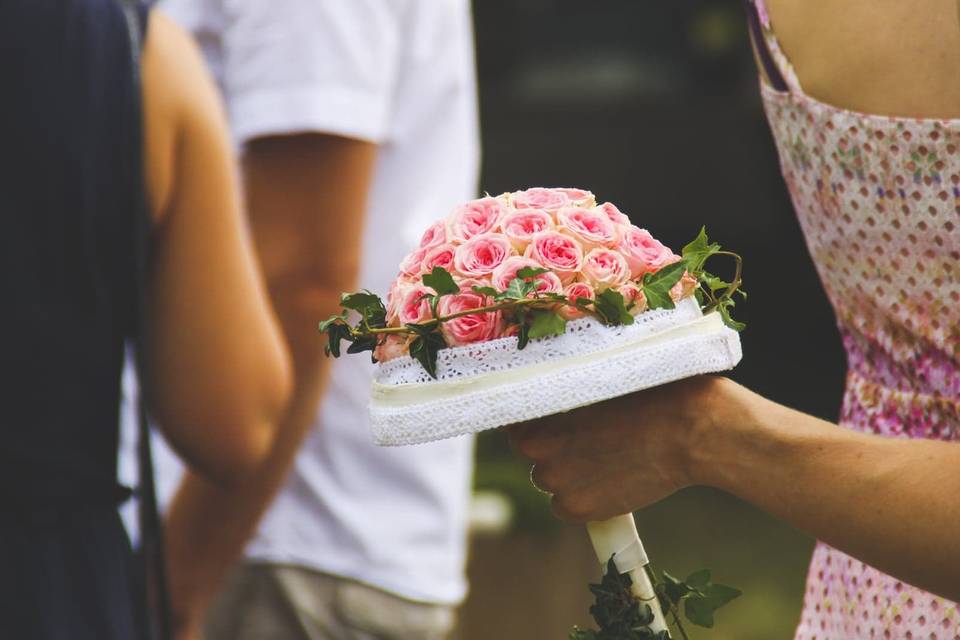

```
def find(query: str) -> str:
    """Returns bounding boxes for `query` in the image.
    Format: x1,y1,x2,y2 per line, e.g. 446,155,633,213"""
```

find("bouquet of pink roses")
320,188,745,639
326,188,738,370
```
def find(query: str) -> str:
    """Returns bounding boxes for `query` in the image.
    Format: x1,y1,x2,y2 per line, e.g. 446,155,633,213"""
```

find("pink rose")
557,207,619,249
525,231,584,283
500,208,555,251
454,276,494,294
510,187,570,213
491,256,563,294
420,243,457,275
385,278,413,325
580,248,630,288
617,226,680,278
448,197,506,242
618,282,648,316
670,272,699,303
453,233,515,278
454,277,497,306
418,220,449,249
374,335,412,363
559,281,595,320
438,291,503,346
398,247,428,278
397,284,434,326
596,202,630,225
554,188,596,207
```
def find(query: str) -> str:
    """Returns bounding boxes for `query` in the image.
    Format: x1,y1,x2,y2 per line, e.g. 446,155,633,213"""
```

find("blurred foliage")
474,430,558,532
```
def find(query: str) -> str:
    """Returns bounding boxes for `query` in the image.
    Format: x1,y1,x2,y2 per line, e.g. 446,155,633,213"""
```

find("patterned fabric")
750,1,960,638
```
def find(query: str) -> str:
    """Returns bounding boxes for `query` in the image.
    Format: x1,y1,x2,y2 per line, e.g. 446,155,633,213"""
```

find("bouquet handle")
587,515,671,635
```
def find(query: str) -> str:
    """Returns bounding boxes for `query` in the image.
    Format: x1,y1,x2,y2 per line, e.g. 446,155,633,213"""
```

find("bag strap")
118,2,173,639
742,0,790,92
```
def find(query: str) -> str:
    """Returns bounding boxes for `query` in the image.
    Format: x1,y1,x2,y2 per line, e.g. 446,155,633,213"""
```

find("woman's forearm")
699,386,960,600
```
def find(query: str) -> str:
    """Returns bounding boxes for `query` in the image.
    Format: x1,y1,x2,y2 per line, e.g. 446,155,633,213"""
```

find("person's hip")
205,562,457,640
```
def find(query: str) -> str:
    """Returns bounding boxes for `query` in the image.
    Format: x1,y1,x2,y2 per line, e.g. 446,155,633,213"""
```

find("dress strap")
118,3,173,640
742,0,802,93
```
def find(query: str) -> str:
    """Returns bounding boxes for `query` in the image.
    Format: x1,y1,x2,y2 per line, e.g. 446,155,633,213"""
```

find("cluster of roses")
378,187,697,361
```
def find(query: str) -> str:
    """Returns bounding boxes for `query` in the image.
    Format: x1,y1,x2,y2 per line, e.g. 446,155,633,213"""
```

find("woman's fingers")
508,418,574,461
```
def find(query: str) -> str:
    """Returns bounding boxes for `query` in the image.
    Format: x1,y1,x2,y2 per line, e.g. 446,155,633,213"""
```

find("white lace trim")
369,301,742,446
375,297,703,385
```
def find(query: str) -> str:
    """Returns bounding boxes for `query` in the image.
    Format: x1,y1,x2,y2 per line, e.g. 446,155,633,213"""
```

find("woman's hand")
509,376,743,522
512,375,960,600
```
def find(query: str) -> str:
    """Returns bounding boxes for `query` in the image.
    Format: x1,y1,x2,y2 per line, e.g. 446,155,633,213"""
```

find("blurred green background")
455,1,847,638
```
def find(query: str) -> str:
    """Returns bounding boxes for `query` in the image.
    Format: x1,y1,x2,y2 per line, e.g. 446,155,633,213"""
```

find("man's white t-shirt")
122,0,480,604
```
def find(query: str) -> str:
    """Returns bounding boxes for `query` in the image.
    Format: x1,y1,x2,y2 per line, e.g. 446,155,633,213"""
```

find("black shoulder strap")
742,0,790,92
118,2,173,639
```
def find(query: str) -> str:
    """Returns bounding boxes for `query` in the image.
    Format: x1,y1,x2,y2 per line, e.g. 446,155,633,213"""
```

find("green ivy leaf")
684,596,716,629
685,569,711,590
318,311,349,334
641,284,675,311
406,322,438,337
340,291,387,328
323,323,352,358
407,329,447,379
516,266,550,279
717,300,746,331
684,583,742,629
517,323,530,350
682,226,721,273
634,603,655,628
573,556,741,640
643,261,686,291
594,289,634,325
471,285,499,298
340,291,381,312
682,225,710,255
706,583,742,607
701,273,729,292
499,276,532,301
661,571,692,606
422,266,460,297
528,310,567,339
641,261,685,311
346,335,378,355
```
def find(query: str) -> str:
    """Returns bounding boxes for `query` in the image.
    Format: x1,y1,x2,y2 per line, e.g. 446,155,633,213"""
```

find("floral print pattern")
751,1,960,637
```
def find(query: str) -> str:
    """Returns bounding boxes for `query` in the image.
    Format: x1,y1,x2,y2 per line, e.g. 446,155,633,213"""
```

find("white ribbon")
611,537,650,574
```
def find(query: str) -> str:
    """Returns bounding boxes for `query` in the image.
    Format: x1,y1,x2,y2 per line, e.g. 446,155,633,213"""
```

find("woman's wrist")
680,376,778,493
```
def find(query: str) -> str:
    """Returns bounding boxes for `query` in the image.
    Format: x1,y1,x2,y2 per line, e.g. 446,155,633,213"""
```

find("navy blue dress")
0,0,150,637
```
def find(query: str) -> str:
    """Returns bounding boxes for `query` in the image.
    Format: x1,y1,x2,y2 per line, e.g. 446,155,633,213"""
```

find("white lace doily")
369,298,742,446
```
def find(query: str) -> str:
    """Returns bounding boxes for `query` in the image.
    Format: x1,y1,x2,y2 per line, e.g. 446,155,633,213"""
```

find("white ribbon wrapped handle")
587,515,670,635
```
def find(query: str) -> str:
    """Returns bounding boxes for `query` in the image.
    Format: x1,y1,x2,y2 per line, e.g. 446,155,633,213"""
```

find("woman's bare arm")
142,11,292,484
162,132,376,638
511,377,960,601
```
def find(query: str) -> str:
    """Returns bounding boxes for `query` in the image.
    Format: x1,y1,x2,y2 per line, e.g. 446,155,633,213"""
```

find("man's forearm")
700,389,960,600
164,134,377,633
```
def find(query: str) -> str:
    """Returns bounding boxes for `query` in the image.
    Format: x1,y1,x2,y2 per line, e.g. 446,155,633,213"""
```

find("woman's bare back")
762,0,960,118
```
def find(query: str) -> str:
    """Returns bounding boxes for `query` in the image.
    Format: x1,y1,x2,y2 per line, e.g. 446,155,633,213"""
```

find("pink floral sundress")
748,1,960,638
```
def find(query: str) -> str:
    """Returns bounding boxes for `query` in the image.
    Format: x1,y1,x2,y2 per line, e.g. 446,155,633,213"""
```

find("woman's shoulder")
142,9,230,224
